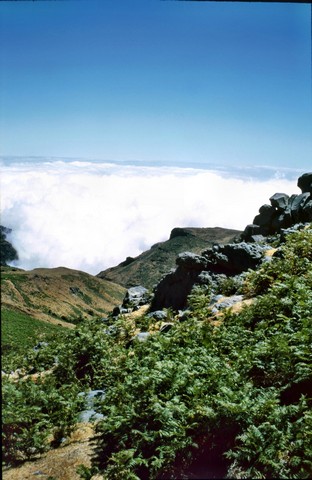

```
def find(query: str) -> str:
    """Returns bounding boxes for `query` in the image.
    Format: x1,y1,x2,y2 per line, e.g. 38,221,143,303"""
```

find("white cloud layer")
0,160,301,275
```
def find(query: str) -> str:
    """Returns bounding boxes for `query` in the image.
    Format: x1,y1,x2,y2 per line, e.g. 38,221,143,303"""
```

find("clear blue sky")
0,0,311,169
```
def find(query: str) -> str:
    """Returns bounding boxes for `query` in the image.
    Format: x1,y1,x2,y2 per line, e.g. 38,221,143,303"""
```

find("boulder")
151,242,265,311
210,295,244,314
302,199,312,221
159,323,174,333
270,209,292,232
176,251,209,270
269,193,289,210
297,172,312,194
289,193,310,223
147,310,168,321
122,286,150,310
241,224,262,241
253,204,276,227
203,242,264,275
78,390,105,423
126,331,151,348
150,265,201,311
241,173,312,240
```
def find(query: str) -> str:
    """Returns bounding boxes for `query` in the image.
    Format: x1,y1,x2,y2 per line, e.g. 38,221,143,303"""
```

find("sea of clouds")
0,158,303,275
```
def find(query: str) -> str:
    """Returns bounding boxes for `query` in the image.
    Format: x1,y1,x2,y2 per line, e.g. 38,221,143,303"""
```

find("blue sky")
0,0,311,169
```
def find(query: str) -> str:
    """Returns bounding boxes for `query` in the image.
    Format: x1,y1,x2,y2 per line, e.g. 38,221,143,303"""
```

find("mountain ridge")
1,265,126,328
97,226,241,289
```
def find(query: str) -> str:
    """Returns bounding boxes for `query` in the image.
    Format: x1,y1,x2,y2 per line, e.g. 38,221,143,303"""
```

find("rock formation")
150,173,312,312
242,172,312,241
150,243,266,311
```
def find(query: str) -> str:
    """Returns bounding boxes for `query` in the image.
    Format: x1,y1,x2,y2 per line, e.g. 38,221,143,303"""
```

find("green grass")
1,307,62,357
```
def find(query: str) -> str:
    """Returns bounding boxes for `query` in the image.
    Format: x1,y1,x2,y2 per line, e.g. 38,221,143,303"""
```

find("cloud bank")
0,159,301,275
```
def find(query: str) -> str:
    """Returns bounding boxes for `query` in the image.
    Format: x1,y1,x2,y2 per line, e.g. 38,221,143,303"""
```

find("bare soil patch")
2,424,98,480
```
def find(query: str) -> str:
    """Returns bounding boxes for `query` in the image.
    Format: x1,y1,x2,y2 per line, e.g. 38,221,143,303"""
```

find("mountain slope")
1,266,126,327
97,226,241,289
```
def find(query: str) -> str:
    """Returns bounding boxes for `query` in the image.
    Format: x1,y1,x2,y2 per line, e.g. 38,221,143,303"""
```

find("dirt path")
2,424,98,480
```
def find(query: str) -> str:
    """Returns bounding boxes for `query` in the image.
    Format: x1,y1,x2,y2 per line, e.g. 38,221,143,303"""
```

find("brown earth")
1,266,126,327
2,423,98,480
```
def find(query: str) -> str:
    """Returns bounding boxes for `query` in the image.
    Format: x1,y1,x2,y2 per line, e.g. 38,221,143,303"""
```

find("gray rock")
204,242,264,274
297,172,312,194
243,224,262,240
253,204,276,227
197,271,213,285
135,332,151,342
289,193,310,223
78,409,104,423
270,209,292,232
269,193,290,210
112,305,129,317
176,252,208,270
147,310,168,321
151,242,264,311
122,286,150,309
249,234,267,243
280,223,307,242
150,264,201,311
241,174,312,240
302,199,312,221
104,325,118,336
126,331,151,348
78,390,105,423
159,323,174,333
212,295,244,311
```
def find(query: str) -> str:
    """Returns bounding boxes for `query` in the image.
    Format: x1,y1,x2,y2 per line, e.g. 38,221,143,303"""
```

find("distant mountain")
0,226,18,266
1,266,126,327
97,227,241,289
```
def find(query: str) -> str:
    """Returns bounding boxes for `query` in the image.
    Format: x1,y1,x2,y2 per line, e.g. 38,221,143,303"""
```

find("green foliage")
2,375,82,466
217,275,244,296
2,226,312,478
1,307,62,371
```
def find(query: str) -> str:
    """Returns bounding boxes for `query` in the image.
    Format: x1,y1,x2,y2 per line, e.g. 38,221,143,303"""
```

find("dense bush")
2,226,312,478
2,375,82,466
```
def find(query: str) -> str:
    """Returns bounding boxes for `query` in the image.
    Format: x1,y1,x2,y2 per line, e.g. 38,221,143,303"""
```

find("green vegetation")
2,227,312,478
1,308,63,370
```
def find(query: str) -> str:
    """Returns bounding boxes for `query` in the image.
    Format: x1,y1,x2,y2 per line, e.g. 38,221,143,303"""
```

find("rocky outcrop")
151,174,312,312
97,227,241,289
242,172,312,241
297,172,312,194
202,242,264,274
150,242,265,311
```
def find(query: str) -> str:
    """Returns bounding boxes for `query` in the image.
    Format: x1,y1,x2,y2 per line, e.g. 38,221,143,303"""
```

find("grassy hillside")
2,226,312,479
97,227,241,289
1,307,64,370
1,265,126,325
